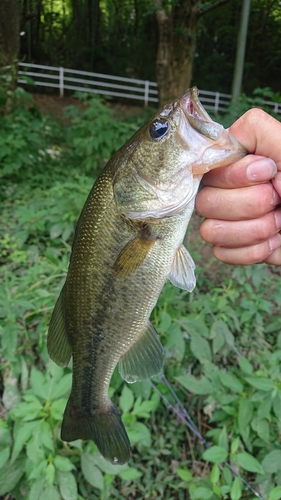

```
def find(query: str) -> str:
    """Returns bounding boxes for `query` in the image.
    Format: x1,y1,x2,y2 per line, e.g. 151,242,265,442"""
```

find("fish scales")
48,87,247,464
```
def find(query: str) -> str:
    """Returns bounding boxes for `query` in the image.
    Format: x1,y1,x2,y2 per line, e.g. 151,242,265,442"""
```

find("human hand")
195,109,281,266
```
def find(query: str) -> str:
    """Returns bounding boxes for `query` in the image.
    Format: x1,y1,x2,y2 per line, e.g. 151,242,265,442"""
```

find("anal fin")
168,244,196,292
47,288,72,367
118,322,164,383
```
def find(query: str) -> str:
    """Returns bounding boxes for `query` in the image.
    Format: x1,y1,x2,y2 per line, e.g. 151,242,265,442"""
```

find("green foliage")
218,87,281,126
64,93,142,173
1,88,281,499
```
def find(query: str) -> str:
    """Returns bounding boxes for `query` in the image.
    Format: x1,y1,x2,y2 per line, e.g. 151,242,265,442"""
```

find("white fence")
18,62,281,114
18,62,158,107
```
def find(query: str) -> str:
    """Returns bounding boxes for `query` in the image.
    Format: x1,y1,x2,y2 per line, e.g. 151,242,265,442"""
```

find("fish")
47,87,247,465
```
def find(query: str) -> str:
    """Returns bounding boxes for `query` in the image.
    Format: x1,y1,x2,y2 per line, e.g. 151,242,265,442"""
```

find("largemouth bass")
48,88,246,465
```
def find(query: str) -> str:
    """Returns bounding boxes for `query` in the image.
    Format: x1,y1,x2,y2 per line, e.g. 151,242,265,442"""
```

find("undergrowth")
1,88,281,500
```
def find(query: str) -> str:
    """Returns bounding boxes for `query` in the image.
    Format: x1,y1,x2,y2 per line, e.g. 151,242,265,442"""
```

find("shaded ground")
32,92,145,121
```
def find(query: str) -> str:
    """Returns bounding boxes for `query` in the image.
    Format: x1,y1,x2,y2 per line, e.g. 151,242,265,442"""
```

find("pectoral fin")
118,322,164,383
168,244,196,292
114,226,158,278
47,288,72,367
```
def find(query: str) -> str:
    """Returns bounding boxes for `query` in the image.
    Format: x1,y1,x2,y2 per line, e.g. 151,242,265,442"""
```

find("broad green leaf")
175,374,213,395
49,373,72,400
0,421,11,447
230,477,242,500
27,459,48,481
212,327,225,353
41,484,61,500
176,467,192,482
30,367,46,399
245,377,275,392
26,431,45,464
218,426,228,451
219,372,243,393
190,334,212,362
119,467,142,480
133,397,158,418
273,392,281,418
239,357,253,375
40,421,54,452
45,463,55,485
50,398,66,420
255,418,270,442
257,393,272,419
230,437,240,455
0,456,26,495
235,452,264,474
182,317,209,338
262,450,281,474
0,447,10,469
210,464,220,484
269,486,281,500
223,465,232,486
165,325,185,361
57,471,78,500
81,453,104,490
127,422,151,447
54,455,75,472
11,420,41,463
159,310,172,333
119,385,134,413
28,477,45,500
191,486,213,499
238,399,253,434
202,446,228,464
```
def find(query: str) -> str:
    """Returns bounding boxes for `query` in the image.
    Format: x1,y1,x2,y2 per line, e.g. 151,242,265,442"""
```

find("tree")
154,0,235,104
0,0,21,88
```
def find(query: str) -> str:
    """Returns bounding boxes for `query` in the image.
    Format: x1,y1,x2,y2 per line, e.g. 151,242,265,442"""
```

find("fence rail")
18,62,158,106
18,62,281,114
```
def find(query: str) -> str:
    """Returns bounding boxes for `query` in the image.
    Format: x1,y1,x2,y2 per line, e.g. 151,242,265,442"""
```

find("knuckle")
249,242,269,263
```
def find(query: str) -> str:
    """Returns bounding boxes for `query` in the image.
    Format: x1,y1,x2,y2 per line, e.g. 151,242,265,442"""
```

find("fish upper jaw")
180,87,247,174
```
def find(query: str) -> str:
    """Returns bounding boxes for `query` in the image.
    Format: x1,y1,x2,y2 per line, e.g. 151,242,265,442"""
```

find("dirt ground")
31,92,145,121
32,93,84,119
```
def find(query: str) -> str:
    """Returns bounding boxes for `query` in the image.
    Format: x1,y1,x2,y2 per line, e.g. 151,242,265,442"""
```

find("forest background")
1,1,281,500
1,0,281,101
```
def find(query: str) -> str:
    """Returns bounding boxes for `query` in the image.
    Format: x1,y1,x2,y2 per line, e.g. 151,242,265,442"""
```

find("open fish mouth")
181,86,213,123
180,86,247,173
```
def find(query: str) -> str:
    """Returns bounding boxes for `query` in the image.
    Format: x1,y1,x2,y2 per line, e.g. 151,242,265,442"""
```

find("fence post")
214,92,220,113
144,80,149,107
59,67,64,97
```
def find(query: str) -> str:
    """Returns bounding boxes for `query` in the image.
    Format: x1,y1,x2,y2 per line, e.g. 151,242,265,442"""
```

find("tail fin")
61,399,130,465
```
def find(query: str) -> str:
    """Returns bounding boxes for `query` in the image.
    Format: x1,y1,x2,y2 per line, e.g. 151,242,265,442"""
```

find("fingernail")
274,210,281,230
246,158,277,182
269,233,281,252
272,188,281,206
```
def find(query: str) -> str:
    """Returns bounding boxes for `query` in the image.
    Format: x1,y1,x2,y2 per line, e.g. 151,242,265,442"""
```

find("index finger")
229,108,281,169
201,108,281,188
201,154,276,189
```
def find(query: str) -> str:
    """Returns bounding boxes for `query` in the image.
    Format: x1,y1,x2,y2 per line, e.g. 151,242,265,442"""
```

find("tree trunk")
0,0,21,88
155,0,234,104
155,0,200,104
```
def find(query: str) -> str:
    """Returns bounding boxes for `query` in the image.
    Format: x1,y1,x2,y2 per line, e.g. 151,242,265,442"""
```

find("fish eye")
149,118,170,140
